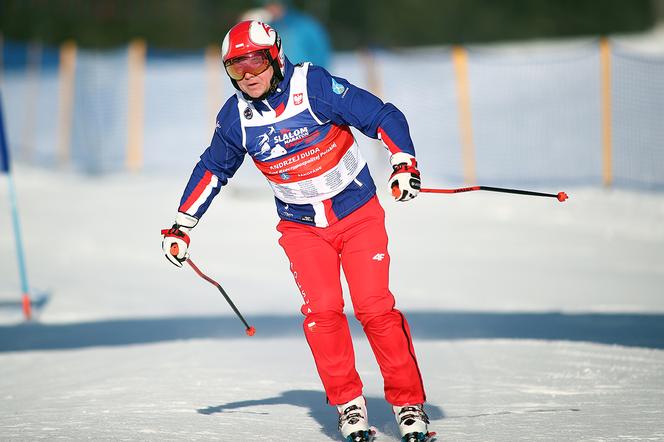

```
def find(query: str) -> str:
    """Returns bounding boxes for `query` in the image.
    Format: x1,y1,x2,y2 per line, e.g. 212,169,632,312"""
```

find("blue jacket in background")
271,9,331,69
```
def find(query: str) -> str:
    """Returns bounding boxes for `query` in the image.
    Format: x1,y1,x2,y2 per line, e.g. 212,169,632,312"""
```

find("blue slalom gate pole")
0,92,32,320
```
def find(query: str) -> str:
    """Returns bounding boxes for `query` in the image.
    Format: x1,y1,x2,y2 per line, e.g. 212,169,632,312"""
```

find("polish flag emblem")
293,93,303,105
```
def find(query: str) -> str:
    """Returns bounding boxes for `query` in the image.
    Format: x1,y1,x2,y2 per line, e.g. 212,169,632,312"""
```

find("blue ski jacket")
178,57,416,228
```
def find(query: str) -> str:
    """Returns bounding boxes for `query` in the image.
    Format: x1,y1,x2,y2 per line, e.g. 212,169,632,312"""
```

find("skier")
161,20,433,442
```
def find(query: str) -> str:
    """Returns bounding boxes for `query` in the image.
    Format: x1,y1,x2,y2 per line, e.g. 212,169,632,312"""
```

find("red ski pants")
277,196,426,406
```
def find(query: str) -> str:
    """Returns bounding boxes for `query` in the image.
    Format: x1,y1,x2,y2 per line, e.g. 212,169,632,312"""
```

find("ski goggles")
224,50,271,81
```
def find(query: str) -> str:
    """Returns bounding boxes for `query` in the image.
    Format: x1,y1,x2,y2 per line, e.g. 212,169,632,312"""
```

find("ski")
345,427,437,442
345,426,377,442
401,431,437,442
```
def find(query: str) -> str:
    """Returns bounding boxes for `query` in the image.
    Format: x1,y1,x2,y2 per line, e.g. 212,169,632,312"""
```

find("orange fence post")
358,48,388,175
452,46,477,185
599,37,613,187
205,44,224,134
127,39,146,173
359,48,383,99
56,40,77,168
22,41,42,162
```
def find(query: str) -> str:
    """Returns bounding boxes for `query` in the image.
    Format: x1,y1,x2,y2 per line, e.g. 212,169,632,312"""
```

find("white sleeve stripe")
188,175,219,215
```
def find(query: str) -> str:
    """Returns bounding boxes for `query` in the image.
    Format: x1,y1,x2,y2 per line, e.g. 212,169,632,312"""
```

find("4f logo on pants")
372,253,385,261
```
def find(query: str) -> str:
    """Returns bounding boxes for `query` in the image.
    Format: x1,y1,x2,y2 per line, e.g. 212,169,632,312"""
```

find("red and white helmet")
222,20,285,83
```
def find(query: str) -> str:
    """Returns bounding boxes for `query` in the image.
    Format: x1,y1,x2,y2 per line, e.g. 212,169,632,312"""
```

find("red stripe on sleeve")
179,170,213,212
377,128,401,155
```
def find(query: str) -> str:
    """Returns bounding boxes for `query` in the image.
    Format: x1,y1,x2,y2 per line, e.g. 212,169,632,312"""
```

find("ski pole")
420,186,568,202
1,94,32,320
170,244,256,336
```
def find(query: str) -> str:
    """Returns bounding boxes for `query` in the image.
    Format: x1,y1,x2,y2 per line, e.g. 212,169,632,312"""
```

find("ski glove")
161,212,198,267
389,152,421,202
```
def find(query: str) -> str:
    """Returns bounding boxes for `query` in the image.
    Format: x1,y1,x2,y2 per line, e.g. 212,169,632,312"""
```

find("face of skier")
236,65,274,98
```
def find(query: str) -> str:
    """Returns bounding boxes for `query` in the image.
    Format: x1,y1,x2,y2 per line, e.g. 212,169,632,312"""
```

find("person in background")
241,0,331,68
161,20,433,442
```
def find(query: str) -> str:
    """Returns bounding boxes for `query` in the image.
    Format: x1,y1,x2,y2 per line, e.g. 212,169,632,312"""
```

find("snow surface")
1,168,664,440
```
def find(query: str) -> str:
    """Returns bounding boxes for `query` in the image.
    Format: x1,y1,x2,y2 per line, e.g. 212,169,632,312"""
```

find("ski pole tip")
557,192,568,202
246,326,256,336
22,293,32,321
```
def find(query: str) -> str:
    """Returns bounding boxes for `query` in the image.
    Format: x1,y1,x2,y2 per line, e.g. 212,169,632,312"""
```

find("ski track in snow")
1,339,663,441
1,168,664,440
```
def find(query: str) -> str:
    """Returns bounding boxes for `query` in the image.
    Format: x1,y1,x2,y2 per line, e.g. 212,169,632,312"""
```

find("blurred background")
1,0,663,188
2,5,664,440
0,0,660,49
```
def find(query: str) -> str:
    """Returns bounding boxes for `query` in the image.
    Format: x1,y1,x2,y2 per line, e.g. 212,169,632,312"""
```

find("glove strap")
391,162,420,176
161,225,191,246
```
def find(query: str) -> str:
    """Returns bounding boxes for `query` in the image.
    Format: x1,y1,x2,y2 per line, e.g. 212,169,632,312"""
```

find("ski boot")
337,396,373,442
393,404,436,442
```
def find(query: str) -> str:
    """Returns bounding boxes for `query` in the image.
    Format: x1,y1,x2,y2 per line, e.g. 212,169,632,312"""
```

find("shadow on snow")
196,389,445,440
1,311,664,352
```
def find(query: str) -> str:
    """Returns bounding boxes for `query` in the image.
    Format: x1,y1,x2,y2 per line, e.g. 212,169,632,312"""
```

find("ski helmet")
222,20,285,93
